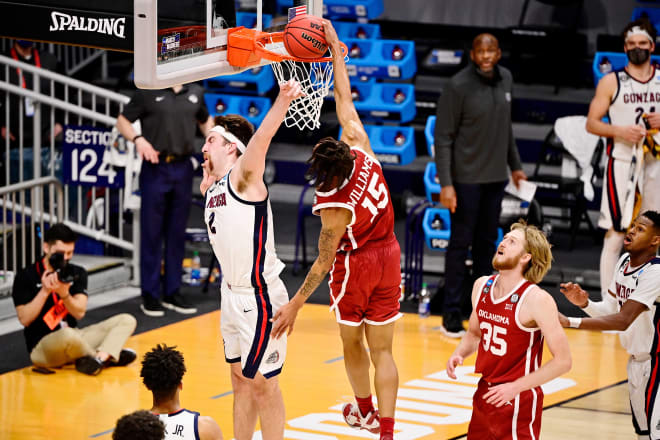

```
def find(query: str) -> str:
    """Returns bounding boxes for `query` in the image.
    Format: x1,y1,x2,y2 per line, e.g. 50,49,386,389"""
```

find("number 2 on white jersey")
361,173,388,223
480,322,507,356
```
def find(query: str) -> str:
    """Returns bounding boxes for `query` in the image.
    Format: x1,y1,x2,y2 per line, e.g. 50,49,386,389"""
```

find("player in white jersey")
586,18,660,300
200,80,303,440
141,344,223,440
560,211,660,439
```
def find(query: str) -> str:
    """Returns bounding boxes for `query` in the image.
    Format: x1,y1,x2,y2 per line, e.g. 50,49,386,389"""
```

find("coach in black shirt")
434,33,527,337
116,84,213,317
12,224,136,375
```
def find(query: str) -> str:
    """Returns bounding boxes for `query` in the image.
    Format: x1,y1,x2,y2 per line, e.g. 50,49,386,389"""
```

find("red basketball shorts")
328,236,402,326
468,378,544,440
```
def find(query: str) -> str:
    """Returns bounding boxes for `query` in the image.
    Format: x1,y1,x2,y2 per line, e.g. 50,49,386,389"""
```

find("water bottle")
190,251,201,286
418,282,430,318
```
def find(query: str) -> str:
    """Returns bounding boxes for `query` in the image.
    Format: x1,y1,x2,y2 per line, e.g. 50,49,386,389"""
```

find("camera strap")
37,260,69,330
43,293,69,330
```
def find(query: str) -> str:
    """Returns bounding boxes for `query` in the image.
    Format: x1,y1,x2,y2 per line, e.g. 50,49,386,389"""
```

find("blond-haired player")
446,221,572,439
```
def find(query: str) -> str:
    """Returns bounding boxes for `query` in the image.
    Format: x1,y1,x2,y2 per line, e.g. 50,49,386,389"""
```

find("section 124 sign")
62,125,124,188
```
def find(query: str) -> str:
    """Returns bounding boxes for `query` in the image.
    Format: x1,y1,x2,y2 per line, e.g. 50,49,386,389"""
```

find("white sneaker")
341,402,380,434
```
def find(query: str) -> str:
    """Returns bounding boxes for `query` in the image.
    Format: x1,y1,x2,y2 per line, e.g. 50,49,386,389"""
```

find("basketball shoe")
341,402,380,434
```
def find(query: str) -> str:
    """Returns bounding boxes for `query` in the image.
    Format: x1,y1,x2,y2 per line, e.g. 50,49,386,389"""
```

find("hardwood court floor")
0,304,632,440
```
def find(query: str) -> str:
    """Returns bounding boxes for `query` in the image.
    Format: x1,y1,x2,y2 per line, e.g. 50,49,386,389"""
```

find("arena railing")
0,54,138,293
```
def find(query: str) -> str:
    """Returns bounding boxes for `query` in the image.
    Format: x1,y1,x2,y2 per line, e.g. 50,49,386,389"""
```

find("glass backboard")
134,0,323,89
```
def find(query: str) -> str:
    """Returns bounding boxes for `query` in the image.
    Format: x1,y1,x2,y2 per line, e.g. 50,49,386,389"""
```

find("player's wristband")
568,317,582,328
132,134,144,143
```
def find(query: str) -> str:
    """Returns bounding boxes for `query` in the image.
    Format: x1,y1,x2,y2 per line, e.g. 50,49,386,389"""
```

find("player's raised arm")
323,20,372,156
235,79,303,183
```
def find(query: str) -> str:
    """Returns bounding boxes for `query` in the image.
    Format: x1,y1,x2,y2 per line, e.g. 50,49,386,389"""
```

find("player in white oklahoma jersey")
587,18,660,301
200,80,302,440
561,211,660,439
141,344,223,440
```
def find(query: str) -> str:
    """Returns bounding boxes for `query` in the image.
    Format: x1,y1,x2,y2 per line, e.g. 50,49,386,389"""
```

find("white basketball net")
270,59,334,131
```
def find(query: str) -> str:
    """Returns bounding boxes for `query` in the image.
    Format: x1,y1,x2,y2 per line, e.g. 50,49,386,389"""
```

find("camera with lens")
48,252,79,284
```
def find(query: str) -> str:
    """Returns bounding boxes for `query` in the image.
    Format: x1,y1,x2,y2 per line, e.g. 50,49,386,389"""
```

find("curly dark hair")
214,114,254,156
113,410,165,440
622,18,657,43
306,137,356,192
140,344,186,402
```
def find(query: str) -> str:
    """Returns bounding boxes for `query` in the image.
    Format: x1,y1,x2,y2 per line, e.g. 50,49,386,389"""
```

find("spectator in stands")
141,344,223,440
0,39,63,184
586,18,660,300
434,33,527,337
116,85,214,317
11,223,137,375
113,410,165,440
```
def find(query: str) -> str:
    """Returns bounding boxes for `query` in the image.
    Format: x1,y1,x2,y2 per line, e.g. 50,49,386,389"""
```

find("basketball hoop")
227,27,348,131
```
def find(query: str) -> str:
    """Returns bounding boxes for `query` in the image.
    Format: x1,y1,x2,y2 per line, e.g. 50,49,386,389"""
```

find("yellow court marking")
0,304,629,440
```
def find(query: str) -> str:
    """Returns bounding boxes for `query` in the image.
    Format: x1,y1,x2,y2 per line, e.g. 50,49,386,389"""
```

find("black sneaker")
106,348,137,367
162,292,198,314
75,355,103,375
440,311,466,338
141,296,166,317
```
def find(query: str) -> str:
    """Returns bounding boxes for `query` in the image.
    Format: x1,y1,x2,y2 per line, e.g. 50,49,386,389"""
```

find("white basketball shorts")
220,277,288,379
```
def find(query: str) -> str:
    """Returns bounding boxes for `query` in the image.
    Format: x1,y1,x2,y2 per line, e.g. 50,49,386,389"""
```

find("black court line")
554,406,631,416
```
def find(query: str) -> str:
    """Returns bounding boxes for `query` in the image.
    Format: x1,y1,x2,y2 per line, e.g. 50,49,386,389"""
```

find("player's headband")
209,125,246,153
626,26,654,43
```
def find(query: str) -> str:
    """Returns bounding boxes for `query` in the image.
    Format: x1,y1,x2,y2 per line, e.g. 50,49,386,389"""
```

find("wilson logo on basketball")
301,32,326,50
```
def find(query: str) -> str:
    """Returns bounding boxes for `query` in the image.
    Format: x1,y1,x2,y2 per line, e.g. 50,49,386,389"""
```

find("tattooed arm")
271,207,352,338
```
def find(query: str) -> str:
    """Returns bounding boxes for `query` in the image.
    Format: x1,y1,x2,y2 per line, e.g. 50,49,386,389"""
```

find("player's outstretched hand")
483,382,520,408
200,160,218,195
321,19,339,50
559,282,589,308
279,79,304,102
271,299,302,339
446,354,463,380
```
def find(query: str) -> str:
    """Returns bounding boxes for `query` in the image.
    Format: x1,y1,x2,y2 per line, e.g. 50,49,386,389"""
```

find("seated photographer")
11,223,137,375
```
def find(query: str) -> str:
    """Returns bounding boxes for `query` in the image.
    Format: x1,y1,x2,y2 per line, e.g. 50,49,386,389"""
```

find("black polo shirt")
120,84,209,156
11,258,88,353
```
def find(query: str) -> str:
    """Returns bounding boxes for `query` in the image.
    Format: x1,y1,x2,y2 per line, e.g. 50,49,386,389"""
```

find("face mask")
627,47,650,65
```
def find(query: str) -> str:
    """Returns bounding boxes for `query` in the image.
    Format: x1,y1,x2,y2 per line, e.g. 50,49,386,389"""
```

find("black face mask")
627,48,650,65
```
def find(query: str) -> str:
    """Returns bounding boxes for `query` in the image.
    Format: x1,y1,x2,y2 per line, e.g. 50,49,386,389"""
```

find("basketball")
283,14,328,60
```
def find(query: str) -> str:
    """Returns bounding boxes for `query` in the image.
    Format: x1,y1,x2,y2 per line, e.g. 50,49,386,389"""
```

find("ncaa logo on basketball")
49,11,126,39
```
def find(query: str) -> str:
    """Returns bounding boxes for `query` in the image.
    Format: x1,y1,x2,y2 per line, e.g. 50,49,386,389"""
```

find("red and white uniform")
312,147,401,325
469,275,544,440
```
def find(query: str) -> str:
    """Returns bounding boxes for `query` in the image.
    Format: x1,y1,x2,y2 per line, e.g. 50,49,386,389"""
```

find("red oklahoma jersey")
312,147,395,251
474,275,544,384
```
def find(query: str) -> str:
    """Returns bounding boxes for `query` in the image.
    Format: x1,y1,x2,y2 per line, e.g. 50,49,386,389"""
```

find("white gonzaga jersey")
609,253,660,356
158,409,199,440
608,68,660,161
204,170,285,288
